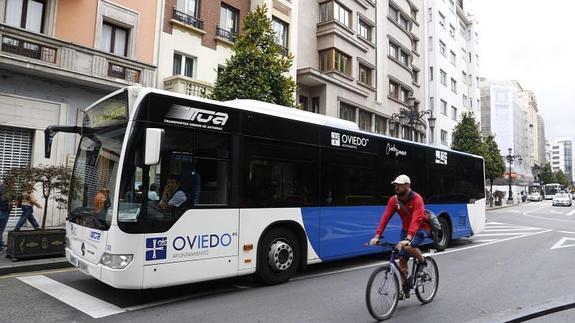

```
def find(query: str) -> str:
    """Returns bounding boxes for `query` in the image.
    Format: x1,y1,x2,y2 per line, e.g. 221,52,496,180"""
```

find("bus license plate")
70,255,89,274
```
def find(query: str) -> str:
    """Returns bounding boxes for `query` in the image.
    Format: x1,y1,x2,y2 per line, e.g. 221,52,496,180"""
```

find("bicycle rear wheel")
415,256,439,304
366,265,400,321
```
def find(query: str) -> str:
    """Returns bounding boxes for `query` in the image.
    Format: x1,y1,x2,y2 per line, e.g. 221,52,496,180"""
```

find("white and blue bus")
544,183,562,200
45,87,486,289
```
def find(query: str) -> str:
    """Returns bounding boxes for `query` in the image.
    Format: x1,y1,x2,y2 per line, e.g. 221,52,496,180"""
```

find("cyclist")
369,174,431,297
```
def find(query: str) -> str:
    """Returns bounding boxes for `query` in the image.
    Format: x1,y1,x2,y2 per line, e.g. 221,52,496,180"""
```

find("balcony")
171,8,205,35
164,75,213,98
216,27,236,43
0,23,156,89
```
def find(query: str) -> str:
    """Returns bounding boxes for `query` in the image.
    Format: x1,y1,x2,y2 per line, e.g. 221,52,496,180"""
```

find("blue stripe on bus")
301,204,472,261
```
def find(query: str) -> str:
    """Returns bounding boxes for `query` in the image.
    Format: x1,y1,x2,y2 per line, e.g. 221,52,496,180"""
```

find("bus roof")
91,87,484,161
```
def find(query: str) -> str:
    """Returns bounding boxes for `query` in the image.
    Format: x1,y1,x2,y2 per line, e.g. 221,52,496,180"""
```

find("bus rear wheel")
257,228,300,285
432,217,451,252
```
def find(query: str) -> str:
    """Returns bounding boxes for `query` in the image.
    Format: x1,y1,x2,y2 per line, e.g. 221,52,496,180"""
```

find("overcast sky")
470,0,575,141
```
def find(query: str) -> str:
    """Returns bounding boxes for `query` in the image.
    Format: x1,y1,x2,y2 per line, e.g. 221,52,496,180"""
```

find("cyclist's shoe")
416,260,428,278
398,291,410,300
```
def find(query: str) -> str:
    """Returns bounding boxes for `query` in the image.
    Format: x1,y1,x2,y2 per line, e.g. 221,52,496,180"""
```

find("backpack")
396,195,442,233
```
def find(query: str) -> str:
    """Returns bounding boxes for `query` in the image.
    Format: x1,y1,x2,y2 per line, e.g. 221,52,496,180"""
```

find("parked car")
527,192,543,202
552,193,572,207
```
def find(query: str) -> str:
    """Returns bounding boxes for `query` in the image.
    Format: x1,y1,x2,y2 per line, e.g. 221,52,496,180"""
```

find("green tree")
539,163,555,184
451,112,486,157
2,165,71,230
483,135,506,206
210,5,297,107
554,170,571,187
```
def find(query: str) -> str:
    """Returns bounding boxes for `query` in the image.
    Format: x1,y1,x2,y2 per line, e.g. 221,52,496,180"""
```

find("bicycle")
365,241,439,321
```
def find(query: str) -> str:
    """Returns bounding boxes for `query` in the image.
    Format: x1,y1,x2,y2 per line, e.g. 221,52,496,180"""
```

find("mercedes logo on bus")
81,242,86,256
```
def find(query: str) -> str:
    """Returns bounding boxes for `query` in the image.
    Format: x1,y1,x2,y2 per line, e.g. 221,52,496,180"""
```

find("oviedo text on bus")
44,86,486,289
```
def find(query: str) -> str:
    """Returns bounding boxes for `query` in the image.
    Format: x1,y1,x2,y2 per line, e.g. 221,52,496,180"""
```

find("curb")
0,257,72,276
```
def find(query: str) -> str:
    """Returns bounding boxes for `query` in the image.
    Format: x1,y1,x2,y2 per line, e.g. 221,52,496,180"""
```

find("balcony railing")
164,75,213,98
2,35,56,63
0,23,156,87
172,8,204,30
216,27,236,43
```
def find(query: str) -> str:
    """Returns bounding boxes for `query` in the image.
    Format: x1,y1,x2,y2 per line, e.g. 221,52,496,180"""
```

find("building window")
439,11,445,28
462,71,468,84
272,17,289,51
400,51,409,66
429,66,434,81
451,78,457,93
400,88,409,102
441,130,448,145
334,2,351,27
388,42,398,59
463,94,468,108
340,102,355,122
375,116,387,134
220,4,239,34
428,36,433,51
358,19,373,42
449,24,455,38
450,51,456,65
428,7,432,22
358,64,373,86
441,99,447,115
101,22,129,56
451,106,457,120
440,69,447,86
334,50,351,75
5,0,46,33
429,97,434,109
358,110,372,131
413,69,419,84
299,95,309,111
411,7,417,21
320,49,351,76
389,81,398,99
389,5,409,30
312,97,320,114
173,53,195,78
176,0,199,17
439,40,446,56
412,39,419,53
460,23,466,37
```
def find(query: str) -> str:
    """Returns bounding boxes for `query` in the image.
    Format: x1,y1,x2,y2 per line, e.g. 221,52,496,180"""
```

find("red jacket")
376,190,431,237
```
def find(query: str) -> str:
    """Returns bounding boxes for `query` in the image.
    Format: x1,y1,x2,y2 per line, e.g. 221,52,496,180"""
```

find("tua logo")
166,105,229,126
435,150,448,165
146,237,168,261
331,132,341,146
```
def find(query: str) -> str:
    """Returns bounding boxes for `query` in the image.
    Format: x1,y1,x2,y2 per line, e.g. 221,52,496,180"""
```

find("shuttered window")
0,125,33,216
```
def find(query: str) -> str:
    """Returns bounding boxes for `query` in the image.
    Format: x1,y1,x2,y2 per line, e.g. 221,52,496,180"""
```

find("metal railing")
172,8,204,30
216,27,236,43
1,35,56,63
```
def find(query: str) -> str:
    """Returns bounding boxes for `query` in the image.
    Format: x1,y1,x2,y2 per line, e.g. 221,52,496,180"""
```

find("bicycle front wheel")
415,256,439,304
366,265,400,321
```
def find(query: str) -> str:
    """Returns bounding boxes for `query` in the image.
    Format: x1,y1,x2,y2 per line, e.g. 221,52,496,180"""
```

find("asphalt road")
1,200,575,323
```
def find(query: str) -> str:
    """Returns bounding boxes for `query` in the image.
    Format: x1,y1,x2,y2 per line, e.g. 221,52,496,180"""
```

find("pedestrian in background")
13,188,41,231
0,183,12,251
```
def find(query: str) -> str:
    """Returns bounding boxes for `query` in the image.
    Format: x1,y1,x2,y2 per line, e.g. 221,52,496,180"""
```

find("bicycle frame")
381,243,421,294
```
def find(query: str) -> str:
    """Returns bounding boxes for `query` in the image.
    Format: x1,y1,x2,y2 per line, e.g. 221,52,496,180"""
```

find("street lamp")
504,148,522,204
388,97,435,143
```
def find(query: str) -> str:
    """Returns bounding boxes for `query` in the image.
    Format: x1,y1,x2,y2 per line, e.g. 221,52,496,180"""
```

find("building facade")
547,138,574,184
480,80,533,182
537,114,546,166
518,90,541,171
425,0,480,148
159,0,297,97
0,0,159,224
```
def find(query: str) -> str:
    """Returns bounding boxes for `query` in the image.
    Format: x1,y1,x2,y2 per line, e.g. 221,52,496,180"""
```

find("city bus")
544,183,561,200
45,87,486,289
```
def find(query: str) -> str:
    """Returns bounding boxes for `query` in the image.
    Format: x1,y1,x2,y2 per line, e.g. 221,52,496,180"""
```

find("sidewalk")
486,199,530,211
1,224,71,276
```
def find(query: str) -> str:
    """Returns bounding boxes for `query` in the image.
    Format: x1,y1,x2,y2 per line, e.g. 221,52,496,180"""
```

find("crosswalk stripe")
474,232,533,237
567,209,575,216
18,275,125,318
482,228,542,232
473,239,497,243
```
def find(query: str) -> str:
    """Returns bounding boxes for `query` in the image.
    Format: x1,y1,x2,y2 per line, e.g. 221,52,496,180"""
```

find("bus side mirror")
145,128,164,165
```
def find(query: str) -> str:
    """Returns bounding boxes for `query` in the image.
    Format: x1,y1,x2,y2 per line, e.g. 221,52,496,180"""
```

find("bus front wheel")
257,228,300,285
432,217,451,252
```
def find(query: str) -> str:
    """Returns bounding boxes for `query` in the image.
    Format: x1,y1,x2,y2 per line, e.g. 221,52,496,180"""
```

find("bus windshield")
68,91,128,230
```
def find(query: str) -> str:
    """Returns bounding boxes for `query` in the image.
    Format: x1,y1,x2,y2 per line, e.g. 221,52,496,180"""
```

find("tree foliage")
539,163,555,184
451,112,486,157
2,165,71,230
210,5,297,107
553,169,571,187
484,135,506,183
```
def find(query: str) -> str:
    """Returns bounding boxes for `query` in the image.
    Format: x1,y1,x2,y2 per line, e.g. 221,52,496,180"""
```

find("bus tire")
432,216,451,252
257,227,300,285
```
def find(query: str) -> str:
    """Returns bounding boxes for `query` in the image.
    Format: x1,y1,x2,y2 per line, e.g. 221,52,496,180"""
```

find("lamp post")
504,148,522,204
388,97,435,143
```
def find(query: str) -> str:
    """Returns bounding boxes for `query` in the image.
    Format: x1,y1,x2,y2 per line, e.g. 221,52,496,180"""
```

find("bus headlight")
100,253,133,269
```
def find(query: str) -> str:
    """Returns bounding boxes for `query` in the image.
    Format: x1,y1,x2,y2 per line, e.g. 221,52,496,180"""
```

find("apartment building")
0,0,159,223
547,139,574,184
425,0,480,148
159,0,297,97
518,90,542,170
480,80,533,181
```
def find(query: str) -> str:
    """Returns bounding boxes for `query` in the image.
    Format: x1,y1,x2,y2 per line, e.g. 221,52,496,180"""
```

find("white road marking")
567,209,575,216
18,275,125,318
473,239,497,243
292,229,553,281
550,210,564,214
557,231,575,234
482,228,542,232
473,232,530,237
551,237,575,250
